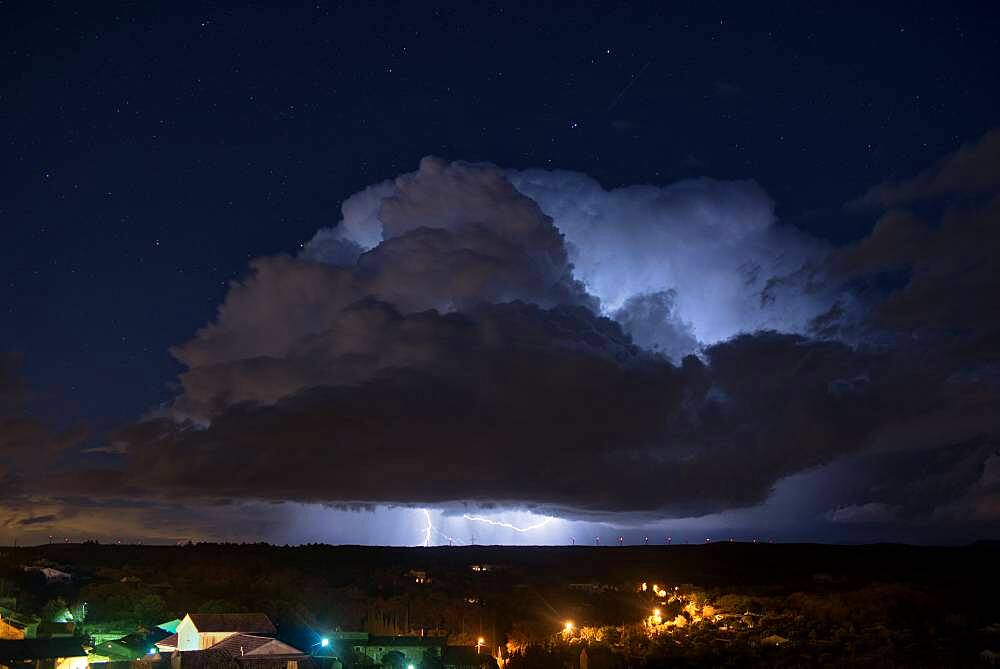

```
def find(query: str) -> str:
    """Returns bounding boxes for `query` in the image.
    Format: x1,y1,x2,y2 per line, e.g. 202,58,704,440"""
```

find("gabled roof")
158,618,182,634
0,638,87,661
156,633,179,649
209,634,306,658
94,638,147,662
186,613,276,635
173,648,235,669
143,627,174,644
36,622,76,637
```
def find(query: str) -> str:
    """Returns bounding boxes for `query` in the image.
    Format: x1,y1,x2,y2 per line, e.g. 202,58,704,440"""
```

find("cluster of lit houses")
0,611,492,669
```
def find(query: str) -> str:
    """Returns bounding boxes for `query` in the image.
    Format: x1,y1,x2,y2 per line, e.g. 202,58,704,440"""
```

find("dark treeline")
2,542,999,666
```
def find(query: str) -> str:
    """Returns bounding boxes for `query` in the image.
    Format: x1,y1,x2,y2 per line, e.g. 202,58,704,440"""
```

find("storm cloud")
1,355,85,501
65,137,1000,530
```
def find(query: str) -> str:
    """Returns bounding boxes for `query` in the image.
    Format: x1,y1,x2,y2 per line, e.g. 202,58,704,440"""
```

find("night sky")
2,2,1000,546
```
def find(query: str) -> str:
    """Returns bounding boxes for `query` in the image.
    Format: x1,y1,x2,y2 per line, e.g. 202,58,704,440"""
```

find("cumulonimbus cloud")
305,162,832,355
63,142,1000,528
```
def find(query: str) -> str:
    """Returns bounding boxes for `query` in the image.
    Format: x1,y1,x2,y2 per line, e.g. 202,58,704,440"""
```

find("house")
175,615,276,651
407,570,429,585
34,625,75,640
157,621,182,635
22,569,71,585
0,638,88,669
171,634,310,669
89,629,173,663
0,617,25,641
155,636,178,654
338,633,445,667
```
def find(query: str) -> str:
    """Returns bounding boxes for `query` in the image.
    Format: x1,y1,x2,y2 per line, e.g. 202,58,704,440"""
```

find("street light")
564,621,574,633
320,638,330,648
477,637,485,654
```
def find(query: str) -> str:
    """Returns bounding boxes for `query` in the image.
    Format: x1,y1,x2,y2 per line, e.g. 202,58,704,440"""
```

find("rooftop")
187,613,276,635
210,634,306,658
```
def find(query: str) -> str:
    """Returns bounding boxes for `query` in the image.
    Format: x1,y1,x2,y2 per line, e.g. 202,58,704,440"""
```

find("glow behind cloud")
305,164,834,358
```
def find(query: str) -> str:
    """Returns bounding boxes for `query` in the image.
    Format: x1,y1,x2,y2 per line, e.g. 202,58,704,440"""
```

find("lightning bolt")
418,509,464,547
419,509,433,547
462,514,554,532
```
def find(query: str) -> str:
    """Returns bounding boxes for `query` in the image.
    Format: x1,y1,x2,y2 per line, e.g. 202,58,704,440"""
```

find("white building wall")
176,616,200,652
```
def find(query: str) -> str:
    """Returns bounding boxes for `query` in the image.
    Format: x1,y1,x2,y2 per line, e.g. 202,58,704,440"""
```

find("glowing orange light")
563,621,574,632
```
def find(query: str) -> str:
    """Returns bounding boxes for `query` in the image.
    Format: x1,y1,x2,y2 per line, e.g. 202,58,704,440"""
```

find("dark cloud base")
5,139,1000,541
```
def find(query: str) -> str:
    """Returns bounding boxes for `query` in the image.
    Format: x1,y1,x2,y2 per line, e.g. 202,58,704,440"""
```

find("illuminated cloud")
307,163,834,350
46,138,999,540
509,169,832,345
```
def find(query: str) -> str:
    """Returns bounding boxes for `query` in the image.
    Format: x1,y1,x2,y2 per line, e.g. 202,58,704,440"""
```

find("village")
1,600,496,669
1,542,999,668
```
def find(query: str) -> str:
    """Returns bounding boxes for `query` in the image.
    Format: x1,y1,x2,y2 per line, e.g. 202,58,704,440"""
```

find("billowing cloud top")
50,139,1000,530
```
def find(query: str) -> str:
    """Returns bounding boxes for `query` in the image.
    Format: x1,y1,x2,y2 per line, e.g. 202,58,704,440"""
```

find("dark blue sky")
2,2,1000,545
4,2,998,431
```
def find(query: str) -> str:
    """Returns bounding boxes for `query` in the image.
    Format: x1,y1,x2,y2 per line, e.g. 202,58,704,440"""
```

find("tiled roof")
174,648,235,669
156,633,179,649
187,613,276,635
36,621,76,636
209,635,306,658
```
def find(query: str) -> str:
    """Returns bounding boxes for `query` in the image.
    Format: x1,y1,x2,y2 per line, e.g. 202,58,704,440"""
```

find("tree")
381,650,405,669
420,647,442,669
132,594,167,626
40,598,69,622
196,599,245,614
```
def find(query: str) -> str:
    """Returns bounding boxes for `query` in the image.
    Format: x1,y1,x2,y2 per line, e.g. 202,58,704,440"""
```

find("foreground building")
329,633,490,669
172,634,310,669
160,614,309,669
0,639,88,669
176,615,277,652
349,635,444,666
0,617,25,641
